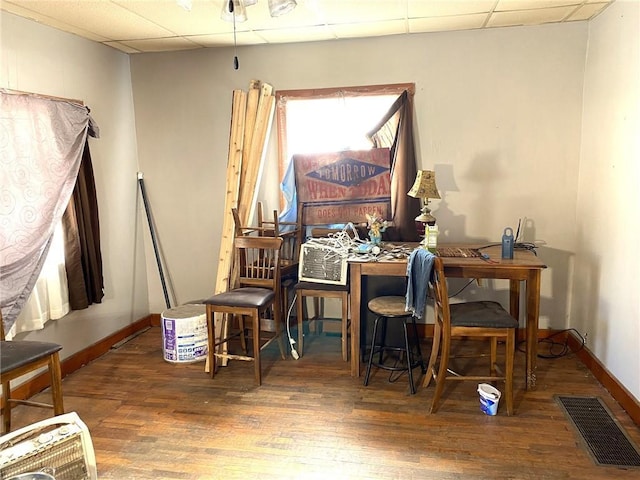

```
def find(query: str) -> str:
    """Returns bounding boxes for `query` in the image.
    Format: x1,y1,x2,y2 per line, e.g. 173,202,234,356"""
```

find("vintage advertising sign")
293,149,391,225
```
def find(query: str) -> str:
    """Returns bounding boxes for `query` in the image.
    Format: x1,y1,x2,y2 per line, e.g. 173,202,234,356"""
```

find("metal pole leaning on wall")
137,172,171,309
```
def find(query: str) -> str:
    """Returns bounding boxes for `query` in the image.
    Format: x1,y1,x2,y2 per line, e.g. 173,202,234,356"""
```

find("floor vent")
556,395,640,468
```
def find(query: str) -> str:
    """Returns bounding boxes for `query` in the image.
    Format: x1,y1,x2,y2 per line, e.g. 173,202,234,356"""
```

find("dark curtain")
367,90,421,242
62,140,104,309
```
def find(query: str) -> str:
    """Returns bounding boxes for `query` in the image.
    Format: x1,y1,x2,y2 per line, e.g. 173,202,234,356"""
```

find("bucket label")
478,383,501,416
162,313,208,363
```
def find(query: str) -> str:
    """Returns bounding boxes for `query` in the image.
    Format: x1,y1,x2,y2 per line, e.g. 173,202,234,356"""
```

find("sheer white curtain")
5,223,69,339
0,91,91,334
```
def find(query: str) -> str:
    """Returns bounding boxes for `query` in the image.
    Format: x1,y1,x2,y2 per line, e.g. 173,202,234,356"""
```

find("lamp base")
414,213,436,238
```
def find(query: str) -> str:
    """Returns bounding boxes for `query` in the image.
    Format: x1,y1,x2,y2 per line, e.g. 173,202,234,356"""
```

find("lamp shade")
269,0,297,17
221,0,247,22
407,170,440,199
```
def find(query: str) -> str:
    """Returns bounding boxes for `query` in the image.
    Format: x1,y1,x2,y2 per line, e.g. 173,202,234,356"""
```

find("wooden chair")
0,309,64,433
204,235,286,385
233,204,303,321
423,256,518,415
294,227,350,362
256,202,303,316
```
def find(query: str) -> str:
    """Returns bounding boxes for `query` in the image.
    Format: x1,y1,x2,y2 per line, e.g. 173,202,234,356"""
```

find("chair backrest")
0,309,5,341
430,256,452,330
234,235,283,290
255,202,303,271
232,207,267,237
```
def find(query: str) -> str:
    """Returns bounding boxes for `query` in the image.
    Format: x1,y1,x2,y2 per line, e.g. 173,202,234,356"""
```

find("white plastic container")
477,383,501,415
161,304,208,363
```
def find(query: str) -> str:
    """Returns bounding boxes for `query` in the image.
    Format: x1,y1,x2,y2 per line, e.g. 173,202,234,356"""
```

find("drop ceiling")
0,0,615,54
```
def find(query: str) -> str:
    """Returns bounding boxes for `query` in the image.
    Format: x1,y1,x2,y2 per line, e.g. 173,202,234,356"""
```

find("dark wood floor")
8,326,640,480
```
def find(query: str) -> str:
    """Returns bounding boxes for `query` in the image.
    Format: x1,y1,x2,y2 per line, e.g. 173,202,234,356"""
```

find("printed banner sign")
293,149,391,225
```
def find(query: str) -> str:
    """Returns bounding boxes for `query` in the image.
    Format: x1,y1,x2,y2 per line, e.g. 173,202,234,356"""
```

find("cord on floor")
285,293,299,359
517,328,586,359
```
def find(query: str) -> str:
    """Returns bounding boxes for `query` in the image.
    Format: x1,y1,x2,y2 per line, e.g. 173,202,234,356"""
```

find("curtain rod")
0,88,84,106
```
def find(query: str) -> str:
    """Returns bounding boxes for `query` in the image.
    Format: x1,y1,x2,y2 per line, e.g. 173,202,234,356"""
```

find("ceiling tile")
317,0,407,24
409,0,496,18
488,6,578,27
102,41,143,54
256,24,335,44
495,0,581,11
331,20,406,39
111,0,221,36
567,2,610,21
116,36,203,53
3,0,177,40
409,13,488,33
186,31,269,47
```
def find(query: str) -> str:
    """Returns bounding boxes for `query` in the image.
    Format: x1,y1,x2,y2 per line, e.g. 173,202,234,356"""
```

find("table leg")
350,263,362,377
509,280,520,322
525,270,542,389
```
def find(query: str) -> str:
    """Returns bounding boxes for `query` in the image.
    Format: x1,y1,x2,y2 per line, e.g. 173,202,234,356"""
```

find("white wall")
130,23,587,333
0,13,149,356
575,0,640,401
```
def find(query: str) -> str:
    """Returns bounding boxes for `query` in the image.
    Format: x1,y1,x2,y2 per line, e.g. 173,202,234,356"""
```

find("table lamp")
407,170,440,236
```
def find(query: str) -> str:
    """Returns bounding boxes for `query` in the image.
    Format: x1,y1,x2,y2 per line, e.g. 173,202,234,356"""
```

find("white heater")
0,412,97,480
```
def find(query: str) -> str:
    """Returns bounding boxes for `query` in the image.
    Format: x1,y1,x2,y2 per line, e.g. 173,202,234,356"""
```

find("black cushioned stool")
1,310,64,433
363,296,426,394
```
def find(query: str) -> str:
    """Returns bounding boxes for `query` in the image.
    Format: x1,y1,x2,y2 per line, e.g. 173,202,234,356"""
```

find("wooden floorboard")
7,327,640,480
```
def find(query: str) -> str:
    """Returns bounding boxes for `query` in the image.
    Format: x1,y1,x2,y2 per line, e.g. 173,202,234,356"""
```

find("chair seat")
450,301,518,328
368,296,409,317
295,281,349,292
0,341,63,373
204,287,275,309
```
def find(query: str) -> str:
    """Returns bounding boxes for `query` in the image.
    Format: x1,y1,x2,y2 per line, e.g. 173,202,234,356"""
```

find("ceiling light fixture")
219,0,297,70
220,0,297,23
176,0,192,12
268,0,297,17
221,0,247,23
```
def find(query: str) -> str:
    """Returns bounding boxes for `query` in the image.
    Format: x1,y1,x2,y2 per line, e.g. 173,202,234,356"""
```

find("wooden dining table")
348,243,547,390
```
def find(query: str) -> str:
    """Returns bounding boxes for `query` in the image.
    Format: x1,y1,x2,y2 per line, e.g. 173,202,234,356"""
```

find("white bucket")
161,304,208,363
477,383,501,416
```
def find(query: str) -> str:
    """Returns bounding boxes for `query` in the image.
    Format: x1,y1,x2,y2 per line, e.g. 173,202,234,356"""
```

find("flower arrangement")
366,214,388,240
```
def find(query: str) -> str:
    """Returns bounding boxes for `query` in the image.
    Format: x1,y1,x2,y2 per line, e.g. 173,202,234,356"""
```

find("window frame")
274,82,415,209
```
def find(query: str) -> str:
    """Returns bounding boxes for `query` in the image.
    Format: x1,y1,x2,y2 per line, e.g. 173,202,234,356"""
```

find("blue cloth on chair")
405,249,435,320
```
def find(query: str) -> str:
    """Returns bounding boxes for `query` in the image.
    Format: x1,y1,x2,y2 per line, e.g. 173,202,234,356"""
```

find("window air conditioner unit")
298,241,348,285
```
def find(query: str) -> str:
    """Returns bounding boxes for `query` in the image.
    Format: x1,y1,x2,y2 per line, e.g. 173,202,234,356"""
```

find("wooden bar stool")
295,281,349,361
203,235,286,386
0,310,64,433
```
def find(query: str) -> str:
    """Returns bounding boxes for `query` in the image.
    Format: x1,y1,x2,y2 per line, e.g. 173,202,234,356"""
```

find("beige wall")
130,23,587,331
575,0,640,400
0,13,149,355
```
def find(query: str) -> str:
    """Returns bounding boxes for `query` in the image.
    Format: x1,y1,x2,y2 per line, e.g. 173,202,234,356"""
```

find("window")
275,83,415,207
275,83,420,242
